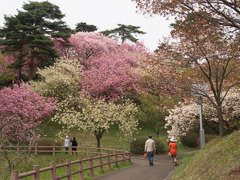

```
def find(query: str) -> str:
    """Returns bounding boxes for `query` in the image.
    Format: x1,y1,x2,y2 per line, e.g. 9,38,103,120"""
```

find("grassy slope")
173,130,240,179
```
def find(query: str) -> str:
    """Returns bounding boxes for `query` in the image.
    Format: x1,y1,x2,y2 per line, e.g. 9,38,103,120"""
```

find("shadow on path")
94,154,176,180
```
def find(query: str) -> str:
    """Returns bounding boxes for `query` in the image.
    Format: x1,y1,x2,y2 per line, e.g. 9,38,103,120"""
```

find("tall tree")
101,24,146,43
133,0,240,30
75,22,98,32
0,1,71,81
150,16,240,136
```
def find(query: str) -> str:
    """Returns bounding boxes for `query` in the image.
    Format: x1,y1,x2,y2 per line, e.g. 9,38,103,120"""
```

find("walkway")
94,154,176,180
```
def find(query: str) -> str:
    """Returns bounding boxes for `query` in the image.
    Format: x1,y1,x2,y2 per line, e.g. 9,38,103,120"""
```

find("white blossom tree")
165,88,240,138
31,58,139,147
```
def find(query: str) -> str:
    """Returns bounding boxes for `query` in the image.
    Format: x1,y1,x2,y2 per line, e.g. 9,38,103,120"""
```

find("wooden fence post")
33,165,39,180
53,145,55,156
35,143,38,155
89,155,94,176
122,150,125,165
87,146,90,156
113,149,116,160
66,159,72,180
70,145,72,155
128,151,131,162
50,161,56,180
11,170,19,180
79,157,84,180
101,145,104,154
115,150,118,166
99,154,103,173
107,153,111,170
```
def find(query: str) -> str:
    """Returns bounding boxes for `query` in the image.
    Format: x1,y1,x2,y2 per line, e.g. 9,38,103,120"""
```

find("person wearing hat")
144,135,156,166
64,136,70,154
169,137,178,166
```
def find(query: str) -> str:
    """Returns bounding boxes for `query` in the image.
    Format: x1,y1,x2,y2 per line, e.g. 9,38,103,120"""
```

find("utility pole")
195,96,205,148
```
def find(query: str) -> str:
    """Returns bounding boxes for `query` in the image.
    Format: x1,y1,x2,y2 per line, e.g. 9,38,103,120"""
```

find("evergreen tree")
101,24,145,43
0,1,71,81
75,22,97,32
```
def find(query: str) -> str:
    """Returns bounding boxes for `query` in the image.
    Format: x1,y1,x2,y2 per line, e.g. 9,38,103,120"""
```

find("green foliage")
34,138,62,154
101,24,145,43
130,137,165,154
75,22,98,32
180,130,198,148
0,73,15,88
137,93,173,137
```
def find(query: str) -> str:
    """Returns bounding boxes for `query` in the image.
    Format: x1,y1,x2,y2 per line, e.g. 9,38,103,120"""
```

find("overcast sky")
0,0,173,51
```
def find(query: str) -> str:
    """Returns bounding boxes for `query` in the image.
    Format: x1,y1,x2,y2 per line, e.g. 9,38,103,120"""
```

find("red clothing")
169,142,177,155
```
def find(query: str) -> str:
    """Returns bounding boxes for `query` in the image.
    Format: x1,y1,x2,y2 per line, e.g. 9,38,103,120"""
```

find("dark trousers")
147,151,154,165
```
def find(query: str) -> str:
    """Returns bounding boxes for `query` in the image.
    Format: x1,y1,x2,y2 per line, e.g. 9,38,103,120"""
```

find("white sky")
0,0,173,51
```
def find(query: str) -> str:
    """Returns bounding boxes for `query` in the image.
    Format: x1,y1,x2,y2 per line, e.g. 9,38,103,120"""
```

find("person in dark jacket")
71,137,78,155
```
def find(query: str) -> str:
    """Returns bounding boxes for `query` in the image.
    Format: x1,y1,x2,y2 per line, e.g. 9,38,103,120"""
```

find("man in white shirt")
64,136,70,154
144,135,156,166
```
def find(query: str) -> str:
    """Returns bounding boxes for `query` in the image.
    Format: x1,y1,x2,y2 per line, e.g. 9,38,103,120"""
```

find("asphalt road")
94,154,176,180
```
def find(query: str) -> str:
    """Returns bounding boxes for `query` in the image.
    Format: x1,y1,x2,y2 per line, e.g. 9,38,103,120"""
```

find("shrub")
130,137,165,154
33,138,62,154
180,130,199,148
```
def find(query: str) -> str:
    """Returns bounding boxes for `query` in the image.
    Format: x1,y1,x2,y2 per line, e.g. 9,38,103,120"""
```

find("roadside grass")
0,152,133,180
173,130,240,179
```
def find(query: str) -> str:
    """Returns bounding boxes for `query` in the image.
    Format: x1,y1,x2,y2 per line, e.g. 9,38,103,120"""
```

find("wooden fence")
1,144,122,156
6,145,130,180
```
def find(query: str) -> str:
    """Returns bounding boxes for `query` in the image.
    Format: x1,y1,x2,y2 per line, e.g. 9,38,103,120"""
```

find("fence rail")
1,144,125,156
7,145,131,180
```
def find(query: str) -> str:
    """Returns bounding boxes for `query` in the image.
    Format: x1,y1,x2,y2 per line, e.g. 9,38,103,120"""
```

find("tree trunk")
217,106,224,136
29,58,34,81
96,135,101,148
16,67,22,84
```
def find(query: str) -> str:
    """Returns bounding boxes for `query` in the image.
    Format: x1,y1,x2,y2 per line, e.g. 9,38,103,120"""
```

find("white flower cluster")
165,88,240,138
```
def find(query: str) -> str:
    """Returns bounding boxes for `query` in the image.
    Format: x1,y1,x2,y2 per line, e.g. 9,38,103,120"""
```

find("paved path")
94,154,176,180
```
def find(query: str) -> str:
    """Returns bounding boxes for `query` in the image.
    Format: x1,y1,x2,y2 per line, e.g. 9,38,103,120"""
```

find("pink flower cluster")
0,82,57,143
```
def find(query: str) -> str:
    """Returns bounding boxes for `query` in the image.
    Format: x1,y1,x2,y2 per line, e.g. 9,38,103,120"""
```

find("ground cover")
173,130,240,179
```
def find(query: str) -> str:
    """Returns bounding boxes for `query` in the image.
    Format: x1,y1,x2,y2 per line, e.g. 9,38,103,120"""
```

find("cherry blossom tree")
31,58,139,148
0,82,56,144
81,50,141,102
165,88,240,138
54,32,118,67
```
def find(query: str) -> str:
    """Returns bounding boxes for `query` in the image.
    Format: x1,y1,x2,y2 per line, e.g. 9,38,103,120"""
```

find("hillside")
173,130,240,179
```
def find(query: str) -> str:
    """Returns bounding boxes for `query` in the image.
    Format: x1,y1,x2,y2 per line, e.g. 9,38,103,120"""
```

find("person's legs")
147,152,154,166
147,152,151,165
150,152,154,165
65,147,68,154
172,155,177,166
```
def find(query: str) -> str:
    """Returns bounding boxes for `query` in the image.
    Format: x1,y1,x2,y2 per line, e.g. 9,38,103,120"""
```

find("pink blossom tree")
0,82,56,144
80,50,141,102
55,32,118,67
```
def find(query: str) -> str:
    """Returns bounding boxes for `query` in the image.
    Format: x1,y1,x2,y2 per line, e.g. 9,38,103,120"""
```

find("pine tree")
101,24,145,43
0,1,71,81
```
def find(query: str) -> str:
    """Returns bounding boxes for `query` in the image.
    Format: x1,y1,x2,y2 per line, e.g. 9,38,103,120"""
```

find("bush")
33,138,62,154
130,137,165,154
180,130,199,148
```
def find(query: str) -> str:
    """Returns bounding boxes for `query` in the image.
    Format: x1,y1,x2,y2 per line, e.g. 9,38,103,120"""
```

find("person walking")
71,137,78,155
64,136,70,154
169,137,178,166
144,135,156,166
